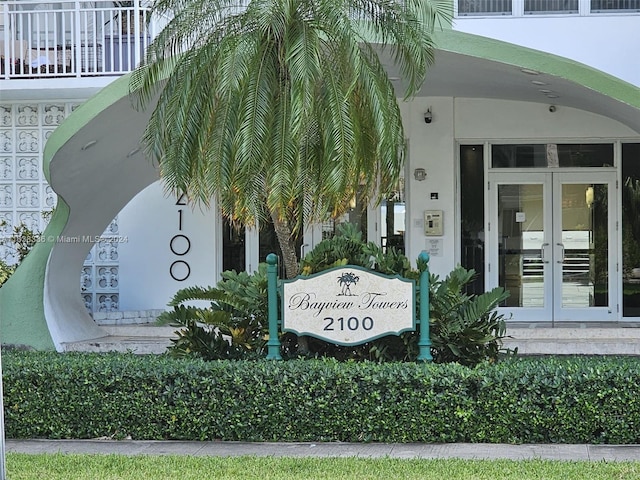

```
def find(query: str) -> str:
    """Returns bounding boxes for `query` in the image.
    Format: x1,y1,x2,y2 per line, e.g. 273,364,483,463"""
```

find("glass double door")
489,171,617,322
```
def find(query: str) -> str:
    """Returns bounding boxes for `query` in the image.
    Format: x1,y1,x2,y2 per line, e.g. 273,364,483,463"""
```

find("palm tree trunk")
269,211,309,354
269,211,299,280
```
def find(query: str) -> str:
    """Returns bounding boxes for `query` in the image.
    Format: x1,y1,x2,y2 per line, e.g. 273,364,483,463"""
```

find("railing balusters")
458,0,639,15
1,0,153,79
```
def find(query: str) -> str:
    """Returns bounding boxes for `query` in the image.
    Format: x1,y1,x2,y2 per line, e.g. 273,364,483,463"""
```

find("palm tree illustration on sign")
337,272,360,296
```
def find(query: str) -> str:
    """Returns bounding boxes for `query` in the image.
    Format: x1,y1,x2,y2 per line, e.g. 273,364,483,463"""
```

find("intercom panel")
424,210,443,236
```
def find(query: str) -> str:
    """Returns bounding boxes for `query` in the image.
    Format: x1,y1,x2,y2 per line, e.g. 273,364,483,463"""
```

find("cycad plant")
428,267,512,366
131,0,452,279
157,266,269,359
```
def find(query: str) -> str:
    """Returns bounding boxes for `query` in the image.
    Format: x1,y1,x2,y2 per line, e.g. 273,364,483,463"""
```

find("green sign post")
266,251,431,361
266,253,283,360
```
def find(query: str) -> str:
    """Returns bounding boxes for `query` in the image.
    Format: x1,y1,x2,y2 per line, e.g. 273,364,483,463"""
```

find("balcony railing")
525,0,578,14
458,0,513,15
1,0,158,80
457,0,640,15
591,0,640,12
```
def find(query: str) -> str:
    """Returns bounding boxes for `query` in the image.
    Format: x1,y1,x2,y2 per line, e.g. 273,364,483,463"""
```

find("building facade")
0,0,639,350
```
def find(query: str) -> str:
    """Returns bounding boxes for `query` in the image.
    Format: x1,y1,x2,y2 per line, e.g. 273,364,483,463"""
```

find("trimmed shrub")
3,352,639,444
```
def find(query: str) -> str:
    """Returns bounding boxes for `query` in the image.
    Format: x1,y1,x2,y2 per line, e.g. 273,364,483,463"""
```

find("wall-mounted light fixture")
81,140,97,151
585,186,594,208
414,168,427,181
424,108,433,124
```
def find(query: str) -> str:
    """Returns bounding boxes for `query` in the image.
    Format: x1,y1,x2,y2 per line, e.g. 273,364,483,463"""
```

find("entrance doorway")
488,171,617,322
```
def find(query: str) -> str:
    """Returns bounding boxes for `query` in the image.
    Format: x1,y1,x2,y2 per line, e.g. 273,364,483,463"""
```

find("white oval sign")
282,266,415,345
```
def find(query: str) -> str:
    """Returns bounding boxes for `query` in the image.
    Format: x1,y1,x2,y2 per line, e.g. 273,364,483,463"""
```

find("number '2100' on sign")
282,266,415,346
324,316,374,332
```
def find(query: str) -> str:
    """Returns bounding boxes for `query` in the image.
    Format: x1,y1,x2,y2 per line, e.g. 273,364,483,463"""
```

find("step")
61,325,177,354
503,325,640,355
102,324,177,337
61,324,640,356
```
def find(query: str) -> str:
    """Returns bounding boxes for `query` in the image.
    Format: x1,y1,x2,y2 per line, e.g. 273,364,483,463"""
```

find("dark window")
492,144,613,168
460,145,485,295
222,220,245,273
622,143,640,317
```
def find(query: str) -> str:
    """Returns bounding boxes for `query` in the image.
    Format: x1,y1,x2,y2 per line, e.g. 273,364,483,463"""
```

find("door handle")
540,243,550,264
556,243,565,264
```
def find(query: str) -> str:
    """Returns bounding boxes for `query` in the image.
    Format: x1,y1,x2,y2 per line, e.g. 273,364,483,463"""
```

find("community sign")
282,266,415,345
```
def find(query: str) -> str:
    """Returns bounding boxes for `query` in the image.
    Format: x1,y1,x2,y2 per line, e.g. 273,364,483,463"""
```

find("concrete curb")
6,440,640,462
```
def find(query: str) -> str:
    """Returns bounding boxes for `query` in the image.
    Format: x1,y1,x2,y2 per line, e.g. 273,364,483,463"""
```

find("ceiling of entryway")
399,30,640,133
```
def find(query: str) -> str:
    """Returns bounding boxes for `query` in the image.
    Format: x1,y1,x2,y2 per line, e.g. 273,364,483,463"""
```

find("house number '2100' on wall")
170,193,191,281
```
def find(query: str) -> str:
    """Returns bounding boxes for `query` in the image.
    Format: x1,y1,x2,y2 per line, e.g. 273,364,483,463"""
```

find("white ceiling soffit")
386,29,640,134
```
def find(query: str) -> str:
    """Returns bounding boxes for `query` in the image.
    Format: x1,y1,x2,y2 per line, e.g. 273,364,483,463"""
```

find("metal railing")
1,0,155,79
524,0,578,14
458,0,513,15
591,0,640,12
457,0,640,15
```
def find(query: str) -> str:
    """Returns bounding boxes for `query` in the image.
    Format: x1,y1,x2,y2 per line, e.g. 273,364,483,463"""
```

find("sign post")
265,253,282,360
416,251,433,362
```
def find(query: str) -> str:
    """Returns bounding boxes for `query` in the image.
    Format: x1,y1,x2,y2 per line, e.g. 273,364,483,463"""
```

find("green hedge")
3,352,640,444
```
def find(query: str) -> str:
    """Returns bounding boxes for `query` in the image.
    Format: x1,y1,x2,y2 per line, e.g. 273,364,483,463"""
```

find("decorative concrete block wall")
0,101,120,314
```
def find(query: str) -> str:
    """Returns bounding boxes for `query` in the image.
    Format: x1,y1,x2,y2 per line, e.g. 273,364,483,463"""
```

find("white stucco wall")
453,15,640,87
117,181,219,311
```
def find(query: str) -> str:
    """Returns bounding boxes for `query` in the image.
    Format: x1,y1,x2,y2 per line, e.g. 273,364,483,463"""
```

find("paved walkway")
6,440,640,462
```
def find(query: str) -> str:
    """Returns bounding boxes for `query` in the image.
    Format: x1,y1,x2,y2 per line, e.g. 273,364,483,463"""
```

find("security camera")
424,109,433,124
549,105,557,113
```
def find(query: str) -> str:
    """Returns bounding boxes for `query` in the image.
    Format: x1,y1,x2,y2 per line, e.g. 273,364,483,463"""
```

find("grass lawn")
7,453,640,480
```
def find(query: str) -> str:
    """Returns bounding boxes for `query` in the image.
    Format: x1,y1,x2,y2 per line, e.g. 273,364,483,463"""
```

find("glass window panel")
222,219,245,273
492,144,547,168
381,176,405,254
492,144,613,168
498,184,544,308
557,144,613,167
622,143,640,316
460,145,485,295
560,183,608,308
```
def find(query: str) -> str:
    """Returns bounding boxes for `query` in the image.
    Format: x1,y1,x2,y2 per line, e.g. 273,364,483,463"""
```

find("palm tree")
337,271,360,296
130,0,451,279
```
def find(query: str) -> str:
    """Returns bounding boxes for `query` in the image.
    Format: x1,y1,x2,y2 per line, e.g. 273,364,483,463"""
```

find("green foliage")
0,219,43,287
300,223,415,279
0,259,15,287
299,223,374,275
428,267,512,366
157,267,269,360
4,352,640,444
